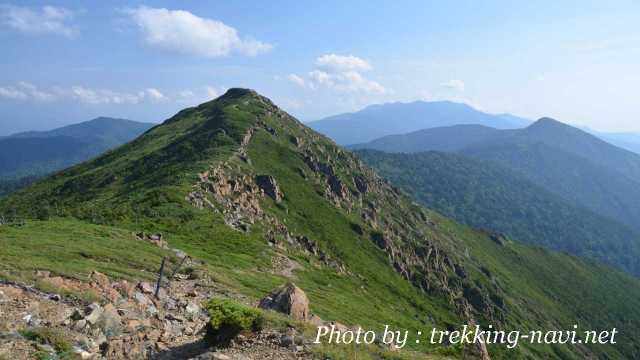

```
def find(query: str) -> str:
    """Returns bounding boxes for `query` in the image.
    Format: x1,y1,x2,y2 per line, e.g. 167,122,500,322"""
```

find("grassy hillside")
356,150,640,275
0,175,37,198
353,120,640,236
2,89,640,359
463,141,640,234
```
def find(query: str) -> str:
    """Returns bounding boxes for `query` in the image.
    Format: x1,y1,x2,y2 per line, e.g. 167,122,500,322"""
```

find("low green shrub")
20,327,73,353
206,298,264,343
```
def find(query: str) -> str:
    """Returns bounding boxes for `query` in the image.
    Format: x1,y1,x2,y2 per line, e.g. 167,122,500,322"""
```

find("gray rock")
137,282,154,294
84,303,103,325
193,352,230,360
98,303,122,337
133,292,150,305
73,319,87,331
35,343,55,353
259,283,310,321
165,313,185,322
185,302,200,316
280,334,295,347
146,304,158,316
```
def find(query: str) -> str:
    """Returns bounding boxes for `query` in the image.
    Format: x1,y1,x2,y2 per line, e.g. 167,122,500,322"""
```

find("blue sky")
1,1,639,135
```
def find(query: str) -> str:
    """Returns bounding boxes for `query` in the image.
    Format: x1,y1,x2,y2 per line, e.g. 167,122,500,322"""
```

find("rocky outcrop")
135,232,168,249
353,175,368,194
197,166,264,230
259,283,310,321
186,191,216,210
327,175,348,199
255,175,283,202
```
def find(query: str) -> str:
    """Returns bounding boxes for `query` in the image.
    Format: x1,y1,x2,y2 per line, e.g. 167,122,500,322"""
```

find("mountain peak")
218,88,259,100
525,117,578,134
530,117,563,127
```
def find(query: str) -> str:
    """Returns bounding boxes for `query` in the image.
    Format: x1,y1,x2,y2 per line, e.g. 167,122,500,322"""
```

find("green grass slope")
1,89,640,359
356,150,640,275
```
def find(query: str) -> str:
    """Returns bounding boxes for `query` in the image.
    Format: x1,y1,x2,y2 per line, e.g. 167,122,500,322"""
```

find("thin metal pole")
155,257,166,299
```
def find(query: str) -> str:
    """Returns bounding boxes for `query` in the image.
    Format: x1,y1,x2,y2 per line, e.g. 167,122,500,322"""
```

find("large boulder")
258,283,309,321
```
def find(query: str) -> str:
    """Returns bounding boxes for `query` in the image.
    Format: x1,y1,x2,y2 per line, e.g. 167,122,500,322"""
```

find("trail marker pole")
155,257,166,299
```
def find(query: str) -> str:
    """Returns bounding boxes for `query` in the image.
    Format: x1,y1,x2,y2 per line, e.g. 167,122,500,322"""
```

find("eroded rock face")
259,283,309,321
255,175,283,202
327,175,348,199
353,175,368,194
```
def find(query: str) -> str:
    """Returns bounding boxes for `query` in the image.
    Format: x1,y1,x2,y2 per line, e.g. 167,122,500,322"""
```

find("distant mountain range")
310,100,640,155
357,149,640,275
308,100,531,145
0,117,154,181
353,118,640,235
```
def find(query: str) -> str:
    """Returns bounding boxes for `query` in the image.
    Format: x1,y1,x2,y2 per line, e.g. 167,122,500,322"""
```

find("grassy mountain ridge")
356,149,640,275
2,89,640,359
350,125,509,153
8,117,155,148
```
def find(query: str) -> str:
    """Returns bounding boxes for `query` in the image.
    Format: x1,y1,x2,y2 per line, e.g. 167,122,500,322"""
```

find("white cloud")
125,6,272,57
315,54,372,72
287,74,305,87
298,54,386,94
0,86,27,100
177,86,224,104
19,82,57,101
0,82,226,105
70,86,141,104
440,79,465,92
307,70,332,88
333,71,386,94
142,87,167,102
0,4,75,37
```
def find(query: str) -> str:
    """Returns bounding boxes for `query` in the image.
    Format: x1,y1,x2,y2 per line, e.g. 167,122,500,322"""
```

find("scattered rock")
135,232,169,249
35,270,51,278
84,303,104,325
137,282,155,294
73,319,87,331
35,343,55,353
99,303,122,337
185,302,200,317
280,334,295,347
259,283,309,321
89,271,110,289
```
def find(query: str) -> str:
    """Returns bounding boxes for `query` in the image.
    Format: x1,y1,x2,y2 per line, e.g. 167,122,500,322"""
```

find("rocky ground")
0,263,316,360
